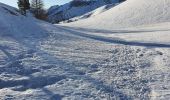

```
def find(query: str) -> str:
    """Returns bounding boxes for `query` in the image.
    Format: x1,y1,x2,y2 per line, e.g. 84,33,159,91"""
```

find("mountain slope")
47,0,120,23
60,3,116,23
64,0,170,30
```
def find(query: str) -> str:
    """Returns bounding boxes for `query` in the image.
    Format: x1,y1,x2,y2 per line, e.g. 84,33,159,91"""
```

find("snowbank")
64,0,170,30
0,3,54,39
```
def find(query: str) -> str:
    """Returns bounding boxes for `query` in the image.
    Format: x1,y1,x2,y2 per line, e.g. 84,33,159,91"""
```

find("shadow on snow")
58,26,170,48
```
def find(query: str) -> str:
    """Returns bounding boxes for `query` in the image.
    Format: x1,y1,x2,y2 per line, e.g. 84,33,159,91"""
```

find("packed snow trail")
33,26,152,99
1,24,170,99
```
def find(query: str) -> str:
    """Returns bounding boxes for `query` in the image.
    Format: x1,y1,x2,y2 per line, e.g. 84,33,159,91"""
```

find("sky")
0,0,72,9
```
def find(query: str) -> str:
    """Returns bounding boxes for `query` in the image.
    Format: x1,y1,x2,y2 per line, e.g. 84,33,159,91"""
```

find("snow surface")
60,4,116,24
64,0,170,30
1,1,170,100
47,0,119,23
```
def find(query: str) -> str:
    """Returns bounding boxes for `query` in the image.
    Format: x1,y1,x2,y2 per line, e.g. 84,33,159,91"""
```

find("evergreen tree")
119,0,126,2
104,0,112,4
18,0,30,15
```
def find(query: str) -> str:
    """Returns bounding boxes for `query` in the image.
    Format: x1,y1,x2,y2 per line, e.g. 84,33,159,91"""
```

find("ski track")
0,26,170,100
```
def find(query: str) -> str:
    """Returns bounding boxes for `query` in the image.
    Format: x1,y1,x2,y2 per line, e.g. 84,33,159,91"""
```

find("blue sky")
0,0,72,9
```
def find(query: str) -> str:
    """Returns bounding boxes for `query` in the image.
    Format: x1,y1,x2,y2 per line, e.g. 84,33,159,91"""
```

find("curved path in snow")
0,25,170,99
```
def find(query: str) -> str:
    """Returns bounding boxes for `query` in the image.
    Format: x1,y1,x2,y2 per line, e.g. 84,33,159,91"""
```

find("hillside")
1,1,170,100
0,3,51,38
64,0,170,30
47,0,121,23
60,3,116,23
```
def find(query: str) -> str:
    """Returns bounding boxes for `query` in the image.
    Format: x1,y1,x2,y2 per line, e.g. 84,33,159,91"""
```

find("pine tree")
119,0,126,2
18,0,30,15
104,0,112,4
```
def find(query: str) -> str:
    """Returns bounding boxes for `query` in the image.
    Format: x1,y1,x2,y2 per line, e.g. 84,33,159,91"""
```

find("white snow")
60,4,116,23
1,0,170,100
64,0,170,30
47,0,119,23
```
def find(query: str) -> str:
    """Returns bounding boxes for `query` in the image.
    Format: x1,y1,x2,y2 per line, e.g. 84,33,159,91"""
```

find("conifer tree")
18,0,30,15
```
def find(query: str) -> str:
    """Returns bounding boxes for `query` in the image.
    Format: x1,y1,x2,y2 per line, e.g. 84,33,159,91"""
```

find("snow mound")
0,3,20,16
64,0,170,30
0,3,54,39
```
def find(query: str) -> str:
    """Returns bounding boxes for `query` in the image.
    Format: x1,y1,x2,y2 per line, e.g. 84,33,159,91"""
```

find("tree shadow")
0,45,14,61
62,26,170,34
58,26,170,48
42,88,63,100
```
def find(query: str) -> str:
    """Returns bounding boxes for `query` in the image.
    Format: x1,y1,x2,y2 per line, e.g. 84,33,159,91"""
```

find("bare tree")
31,0,47,20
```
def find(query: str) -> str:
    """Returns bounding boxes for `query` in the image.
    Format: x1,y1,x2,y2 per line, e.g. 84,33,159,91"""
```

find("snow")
47,0,119,23
60,4,116,23
61,22,170,46
1,0,170,100
64,0,170,30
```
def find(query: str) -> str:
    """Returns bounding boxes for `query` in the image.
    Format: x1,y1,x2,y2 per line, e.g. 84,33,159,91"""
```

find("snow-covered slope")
60,4,115,23
0,3,51,38
2,1,170,100
47,0,120,23
65,0,170,30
